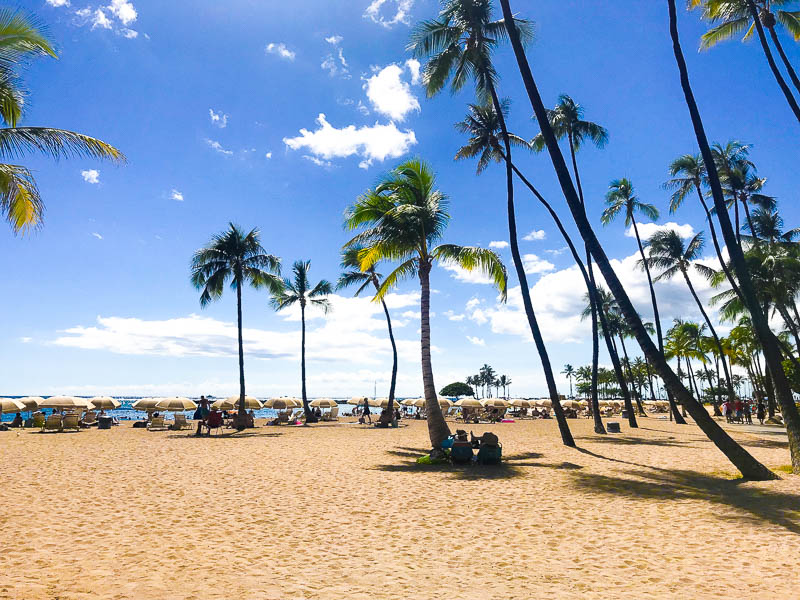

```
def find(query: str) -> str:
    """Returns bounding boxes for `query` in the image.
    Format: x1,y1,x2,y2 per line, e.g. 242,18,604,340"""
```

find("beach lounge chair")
148,416,166,431
43,414,63,432
205,411,224,435
81,412,98,427
32,413,46,428
63,414,81,431
172,414,189,430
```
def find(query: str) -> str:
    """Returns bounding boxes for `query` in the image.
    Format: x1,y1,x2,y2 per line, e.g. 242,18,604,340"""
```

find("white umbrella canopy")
509,398,531,408
90,397,121,410
0,398,25,414
156,397,198,412
264,397,302,410
535,399,552,408
454,398,482,408
482,398,510,408
216,396,263,410
347,397,369,406
19,397,43,410
131,398,162,411
310,398,338,409
39,396,93,410
560,399,581,409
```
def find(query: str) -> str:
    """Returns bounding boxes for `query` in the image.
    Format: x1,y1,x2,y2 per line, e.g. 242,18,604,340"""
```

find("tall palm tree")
498,374,511,398
343,158,507,448
454,99,603,434
531,94,611,432
0,10,125,233
479,363,497,398
336,246,399,414
409,0,575,446
692,0,800,121
561,364,575,398
271,261,332,423
499,0,776,479
190,223,282,423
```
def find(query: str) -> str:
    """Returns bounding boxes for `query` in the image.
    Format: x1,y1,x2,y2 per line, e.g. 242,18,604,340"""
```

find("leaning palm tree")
191,223,282,424
336,246,398,414
499,0,777,479
643,229,736,404
561,364,575,398
344,158,506,448
271,261,332,424
0,10,125,233
691,0,800,122
409,1,575,446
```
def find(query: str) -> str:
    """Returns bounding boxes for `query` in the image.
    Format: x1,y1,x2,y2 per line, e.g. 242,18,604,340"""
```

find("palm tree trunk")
695,185,743,300
741,199,756,243
490,84,575,447
500,0,777,479
618,334,646,415
667,0,800,473
777,302,800,356
378,291,398,413
745,0,800,122
300,303,314,423
767,23,800,98
236,276,246,418
419,261,450,448
508,162,605,433
734,200,741,247
600,307,638,427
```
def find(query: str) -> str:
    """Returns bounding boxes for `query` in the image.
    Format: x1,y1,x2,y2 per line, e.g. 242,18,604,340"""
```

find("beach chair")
63,414,81,431
322,406,339,421
32,413,46,428
205,411,224,435
81,411,98,427
43,414,63,432
148,416,166,431
172,414,189,430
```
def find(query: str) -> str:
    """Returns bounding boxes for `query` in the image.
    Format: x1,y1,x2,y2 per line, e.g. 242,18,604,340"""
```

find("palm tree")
692,0,800,122
499,0,776,479
409,1,575,446
343,158,506,448
498,374,511,398
561,364,575,398
531,94,610,433
336,246,399,414
190,223,282,423
271,261,332,423
0,10,125,233
480,363,497,398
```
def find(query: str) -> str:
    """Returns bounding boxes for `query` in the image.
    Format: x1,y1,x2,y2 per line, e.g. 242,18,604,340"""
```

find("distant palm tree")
0,10,125,233
498,374,511,398
191,223,281,422
337,246,398,414
344,158,506,448
643,229,736,403
271,260,332,423
561,364,575,398
691,0,800,121
479,364,496,398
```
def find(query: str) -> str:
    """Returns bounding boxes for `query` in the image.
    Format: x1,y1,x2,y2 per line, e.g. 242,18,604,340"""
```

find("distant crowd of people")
722,398,766,425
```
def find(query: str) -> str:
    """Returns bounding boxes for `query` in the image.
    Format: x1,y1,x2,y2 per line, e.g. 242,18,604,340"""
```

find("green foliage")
440,382,474,397
782,358,800,394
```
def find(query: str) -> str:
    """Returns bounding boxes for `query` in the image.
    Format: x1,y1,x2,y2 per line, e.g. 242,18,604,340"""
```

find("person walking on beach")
362,399,371,424
757,401,766,425
195,395,211,436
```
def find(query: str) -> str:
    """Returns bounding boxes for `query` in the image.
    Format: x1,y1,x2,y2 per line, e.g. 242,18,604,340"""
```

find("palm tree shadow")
570,468,800,534
574,434,691,448
166,430,284,440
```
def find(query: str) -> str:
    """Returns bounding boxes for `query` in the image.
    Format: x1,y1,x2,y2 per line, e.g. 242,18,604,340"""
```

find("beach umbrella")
90,397,121,410
310,398,338,409
216,396,263,410
509,398,531,409
265,397,301,410
399,398,416,406
38,396,93,410
0,398,25,413
482,398,510,408
156,397,197,412
560,399,581,409
347,396,369,406
535,399,552,408
454,398,482,408
18,397,43,410
131,398,162,411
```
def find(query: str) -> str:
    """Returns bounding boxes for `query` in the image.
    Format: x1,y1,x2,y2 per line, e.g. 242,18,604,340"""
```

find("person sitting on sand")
541,408,551,419
9,412,23,428
375,408,392,428
246,410,255,428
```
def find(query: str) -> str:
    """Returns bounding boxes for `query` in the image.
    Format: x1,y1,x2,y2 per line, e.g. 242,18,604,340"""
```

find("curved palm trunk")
741,199,756,245
695,185,743,300
667,0,800,473
618,334,646,415
508,162,604,434
744,0,800,123
419,262,450,448
600,306,638,427
236,279,247,419
500,0,777,479
490,85,575,447
377,288,398,412
767,23,800,98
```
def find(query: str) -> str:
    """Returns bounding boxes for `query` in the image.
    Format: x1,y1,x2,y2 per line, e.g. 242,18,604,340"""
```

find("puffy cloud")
75,2,137,36
90,8,112,29
363,64,420,121
107,0,137,25
303,155,332,168
405,58,421,84
81,169,100,184
522,254,555,275
283,113,416,169
265,152,273,159
46,0,70,6
364,0,414,28
441,262,494,285
265,42,296,60
489,241,509,249
205,138,233,156
466,336,485,346
209,108,228,128
170,189,184,202
626,221,695,241
523,229,547,241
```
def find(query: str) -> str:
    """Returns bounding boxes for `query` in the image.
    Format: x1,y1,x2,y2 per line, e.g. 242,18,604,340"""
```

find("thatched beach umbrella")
310,398,338,409
156,397,197,412
264,397,301,410
560,399,581,410
131,398,162,412
347,397,369,406
0,398,25,413
482,398,510,408
90,397,121,410
215,396,263,410
39,396,93,410
454,398,482,408
19,397,43,410
509,398,531,408
535,399,552,408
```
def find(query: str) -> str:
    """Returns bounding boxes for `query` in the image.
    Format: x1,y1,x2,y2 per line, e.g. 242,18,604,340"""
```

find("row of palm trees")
465,364,512,398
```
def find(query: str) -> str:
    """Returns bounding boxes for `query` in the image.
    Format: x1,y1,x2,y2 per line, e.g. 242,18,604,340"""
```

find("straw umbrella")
264,397,301,410
90,397,121,411
536,399,552,408
39,396,93,411
482,398,510,408
309,398,338,409
509,398,531,409
213,396,263,411
454,398,482,408
0,398,25,413
131,398,163,412
156,397,198,412
19,397,43,411
347,397,369,406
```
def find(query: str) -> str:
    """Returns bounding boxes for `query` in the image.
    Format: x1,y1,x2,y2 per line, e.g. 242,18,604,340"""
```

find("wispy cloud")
170,189,184,201
209,108,228,128
364,0,414,28
74,1,139,38
81,169,100,184
321,36,349,78
466,335,485,346
91,232,103,240
205,138,233,156
265,42,296,61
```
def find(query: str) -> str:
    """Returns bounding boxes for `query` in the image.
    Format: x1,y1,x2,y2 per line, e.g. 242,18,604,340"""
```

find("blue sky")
2,0,797,397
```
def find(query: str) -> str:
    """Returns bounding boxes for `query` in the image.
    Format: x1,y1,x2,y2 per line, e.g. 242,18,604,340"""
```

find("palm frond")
373,258,419,302
0,162,40,233
432,243,507,300
0,127,125,162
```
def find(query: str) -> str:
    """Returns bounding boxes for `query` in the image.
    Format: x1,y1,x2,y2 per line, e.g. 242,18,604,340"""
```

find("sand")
1,415,798,600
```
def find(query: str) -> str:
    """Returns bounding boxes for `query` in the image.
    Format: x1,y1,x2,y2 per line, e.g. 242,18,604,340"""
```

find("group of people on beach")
722,398,766,425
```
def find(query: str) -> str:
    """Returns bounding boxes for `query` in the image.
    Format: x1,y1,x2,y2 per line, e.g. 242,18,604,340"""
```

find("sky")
2,0,798,398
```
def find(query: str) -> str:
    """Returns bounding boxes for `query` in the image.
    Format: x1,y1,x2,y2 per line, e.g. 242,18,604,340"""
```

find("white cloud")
363,64,420,122
91,8,112,29
81,169,100,184
522,254,555,275
465,298,481,311
20,337,32,343
489,241,509,249
325,35,343,45
545,246,568,256
405,58,421,84
443,310,465,322
626,221,695,241
401,310,421,319
265,152,273,159
108,0,137,25
170,189,184,202
91,232,103,240
283,113,416,169
209,108,228,128
121,28,138,38
364,0,414,28
321,48,349,78
205,138,233,156
47,0,70,6
303,155,332,168
523,229,547,241
466,336,485,346
265,42,296,60
441,262,494,285
74,3,138,38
